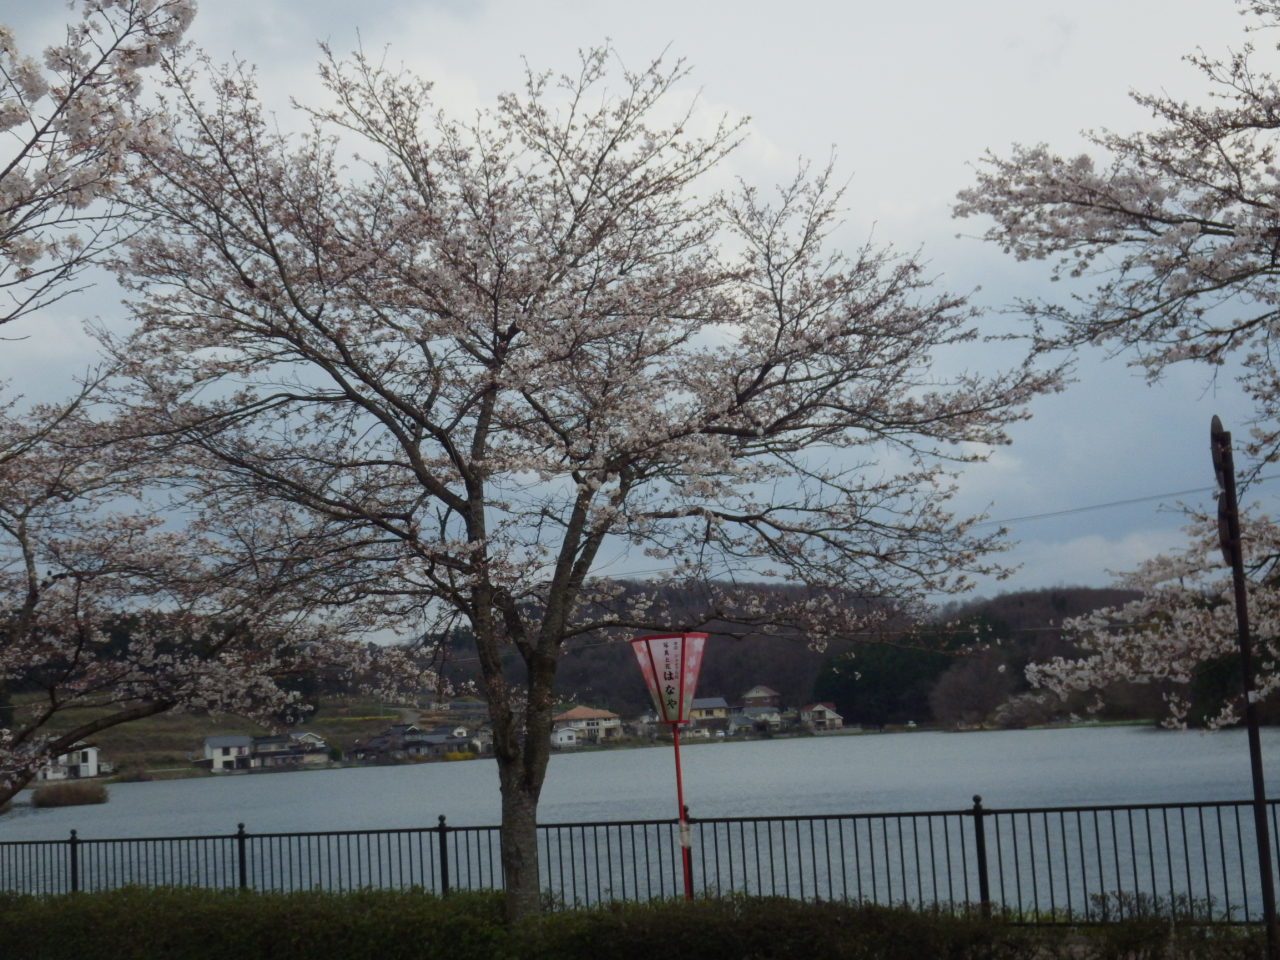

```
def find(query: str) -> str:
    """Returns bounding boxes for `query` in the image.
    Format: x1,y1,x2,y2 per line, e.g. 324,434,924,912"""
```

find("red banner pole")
671,722,693,900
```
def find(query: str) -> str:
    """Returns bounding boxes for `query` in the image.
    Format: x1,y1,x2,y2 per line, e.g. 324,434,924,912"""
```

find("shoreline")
7,717,1167,805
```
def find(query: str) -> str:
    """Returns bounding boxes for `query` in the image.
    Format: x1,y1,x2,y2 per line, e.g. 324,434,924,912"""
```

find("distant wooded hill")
817,586,1146,730
426,584,1171,727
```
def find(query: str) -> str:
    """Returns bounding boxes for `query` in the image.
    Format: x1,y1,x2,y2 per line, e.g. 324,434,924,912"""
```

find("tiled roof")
554,705,620,721
204,735,253,748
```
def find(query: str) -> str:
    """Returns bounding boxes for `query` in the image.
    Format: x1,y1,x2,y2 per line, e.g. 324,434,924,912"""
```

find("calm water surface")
4,726,1279,841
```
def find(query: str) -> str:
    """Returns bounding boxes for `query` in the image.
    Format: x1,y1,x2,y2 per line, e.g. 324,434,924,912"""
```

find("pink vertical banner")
631,631,710,900
630,633,707,723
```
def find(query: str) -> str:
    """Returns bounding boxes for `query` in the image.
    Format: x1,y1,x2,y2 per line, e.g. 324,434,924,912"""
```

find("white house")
203,735,253,772
288,731,328,752
36,742,105,781
738,705,784,732
799,702,844,731
552,705,623,743
201,732,328,771
251,732,329,767
550,726,580,749
740,685,783,708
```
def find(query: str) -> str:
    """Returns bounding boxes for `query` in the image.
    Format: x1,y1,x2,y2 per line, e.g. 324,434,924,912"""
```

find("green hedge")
519,898,1009,960
0,888,506,960
0,888,1263,960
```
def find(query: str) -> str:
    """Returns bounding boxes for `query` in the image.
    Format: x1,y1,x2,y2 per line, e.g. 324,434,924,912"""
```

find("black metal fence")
3,797,1277,924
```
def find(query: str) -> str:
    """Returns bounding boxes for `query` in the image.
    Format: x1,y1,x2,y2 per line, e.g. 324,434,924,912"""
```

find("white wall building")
203,735,253,772
552,706,623,743
36,743,104,781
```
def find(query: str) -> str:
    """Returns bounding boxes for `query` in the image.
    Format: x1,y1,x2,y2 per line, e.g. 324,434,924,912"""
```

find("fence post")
236,823,248,890
970,796,991,919
68,830,79,893
681,804,696,899
437,815,451,896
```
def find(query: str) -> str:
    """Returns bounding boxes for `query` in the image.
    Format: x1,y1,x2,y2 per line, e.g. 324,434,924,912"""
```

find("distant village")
38,685,847,782
548,686,844,750
28,588,1167,790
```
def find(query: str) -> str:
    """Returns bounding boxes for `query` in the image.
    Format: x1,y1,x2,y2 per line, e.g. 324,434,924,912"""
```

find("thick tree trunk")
490,670,556,922
497,761,543,922
470,530,575,922
477,622,558,922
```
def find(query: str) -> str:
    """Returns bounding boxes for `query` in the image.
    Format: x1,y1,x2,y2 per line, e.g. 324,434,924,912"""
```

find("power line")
974,474,1280,529
403,478,1280,671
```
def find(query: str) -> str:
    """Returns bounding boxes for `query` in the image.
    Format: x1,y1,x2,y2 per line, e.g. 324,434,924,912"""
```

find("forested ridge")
427,584,1204,728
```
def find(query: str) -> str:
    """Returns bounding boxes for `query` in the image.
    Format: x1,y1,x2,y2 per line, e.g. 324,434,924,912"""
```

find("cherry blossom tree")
0,3,439,806
0,0,195,327
0,394,436,806
1025,512,1280,728
112,45,1058,919
957,2,1280,458
955,1,1280,725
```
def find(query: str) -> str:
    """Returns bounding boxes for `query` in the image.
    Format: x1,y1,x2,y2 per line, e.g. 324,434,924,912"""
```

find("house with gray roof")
690,696,731,734
197,732,329,772
201,735,253,772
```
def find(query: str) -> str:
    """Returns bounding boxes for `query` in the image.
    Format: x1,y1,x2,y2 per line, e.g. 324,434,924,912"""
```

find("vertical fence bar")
971,796,991,918
236,823,247,890
68,830,79,893
436,816,451,896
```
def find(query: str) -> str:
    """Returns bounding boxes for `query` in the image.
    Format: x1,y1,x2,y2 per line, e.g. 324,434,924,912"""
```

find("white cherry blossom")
111,44,1060,919
0,0,195,326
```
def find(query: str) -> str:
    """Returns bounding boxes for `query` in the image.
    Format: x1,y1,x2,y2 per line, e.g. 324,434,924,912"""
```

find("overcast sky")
3,0,1271,601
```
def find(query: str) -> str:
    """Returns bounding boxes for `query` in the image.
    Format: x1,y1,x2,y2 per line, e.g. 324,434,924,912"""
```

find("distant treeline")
364,582,1277,730
420,584,1152,726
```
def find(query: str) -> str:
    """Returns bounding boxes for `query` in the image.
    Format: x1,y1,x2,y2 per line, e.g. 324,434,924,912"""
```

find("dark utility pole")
1210,416,1277,959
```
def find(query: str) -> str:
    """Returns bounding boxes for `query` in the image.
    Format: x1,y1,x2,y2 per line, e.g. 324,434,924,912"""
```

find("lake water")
4,725,1279,841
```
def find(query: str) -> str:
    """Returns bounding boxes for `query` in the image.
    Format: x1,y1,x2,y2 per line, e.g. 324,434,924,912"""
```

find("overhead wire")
418,475,1280,669
972,474,1280,529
